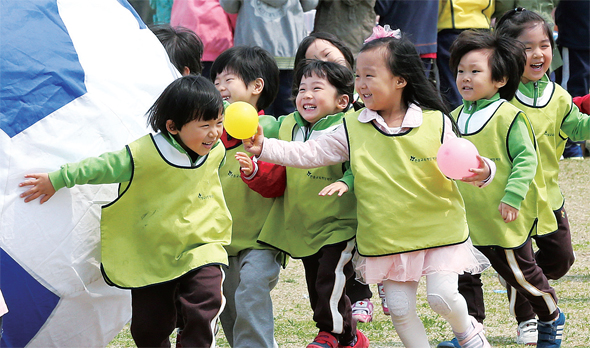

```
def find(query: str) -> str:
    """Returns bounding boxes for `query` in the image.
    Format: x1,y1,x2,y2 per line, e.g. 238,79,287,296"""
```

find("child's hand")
242,125,265,156
235,152,254,176
461,155,490,187
19,173,56,204
498,202,519,223
319,182,349,197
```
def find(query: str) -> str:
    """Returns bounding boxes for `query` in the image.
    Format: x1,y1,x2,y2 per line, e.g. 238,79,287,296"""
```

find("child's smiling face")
214,69,258,106
296,72,347,125
166,113,224,156
456,49,506,102
517,23,553,84
305,39,348,67
355,49,400,114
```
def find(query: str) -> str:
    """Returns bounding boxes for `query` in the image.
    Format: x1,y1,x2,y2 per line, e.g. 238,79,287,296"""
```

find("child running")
294,31,376,323
243,28,492,348
210,45,284,348
240,59,368,348
494,8,590,344
19,76,231,348
447,29,563,348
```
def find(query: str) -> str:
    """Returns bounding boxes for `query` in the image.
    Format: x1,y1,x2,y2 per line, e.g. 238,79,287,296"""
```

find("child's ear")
252,78,265,95
182,66,191,76
395,76,407,89
166,120,179,135
494,77,508,89
337,94,350,111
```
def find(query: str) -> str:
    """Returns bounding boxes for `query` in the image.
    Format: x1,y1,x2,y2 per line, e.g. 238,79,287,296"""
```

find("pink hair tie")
364,24,401,43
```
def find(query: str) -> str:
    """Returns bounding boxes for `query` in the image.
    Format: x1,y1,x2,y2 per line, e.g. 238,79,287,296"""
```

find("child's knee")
427,293,452,316
387,290,411,317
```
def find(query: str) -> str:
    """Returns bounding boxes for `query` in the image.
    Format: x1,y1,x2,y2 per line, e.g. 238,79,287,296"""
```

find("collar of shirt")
357,103,423,134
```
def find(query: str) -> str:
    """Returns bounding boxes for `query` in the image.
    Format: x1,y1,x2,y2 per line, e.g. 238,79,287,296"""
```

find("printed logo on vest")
198,193,214,200
544,131,555,137
227,170,240,178
307,171,334,181
409,156,436,163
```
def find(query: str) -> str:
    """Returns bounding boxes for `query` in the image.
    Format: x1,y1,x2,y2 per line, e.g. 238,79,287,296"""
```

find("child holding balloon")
442,10,590,347
242,29,493,348
445,29,564,347
19,76,231,348
209,45,288,348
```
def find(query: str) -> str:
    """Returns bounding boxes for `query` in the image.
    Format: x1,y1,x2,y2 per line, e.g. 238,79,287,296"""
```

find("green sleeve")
337,162,354,192
48,148,132,191
259,115,282,139
502,113,538,209
561,103,590,142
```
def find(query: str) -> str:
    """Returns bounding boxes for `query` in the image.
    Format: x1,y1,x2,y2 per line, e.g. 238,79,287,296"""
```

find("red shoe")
340,330,370,348
307,331,339,348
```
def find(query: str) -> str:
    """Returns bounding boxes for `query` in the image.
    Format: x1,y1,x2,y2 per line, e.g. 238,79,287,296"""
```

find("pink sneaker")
377,283,389,315
351,299,374,323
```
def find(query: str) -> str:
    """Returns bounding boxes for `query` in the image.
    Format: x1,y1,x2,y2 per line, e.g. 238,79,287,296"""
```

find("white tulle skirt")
354,239,490,284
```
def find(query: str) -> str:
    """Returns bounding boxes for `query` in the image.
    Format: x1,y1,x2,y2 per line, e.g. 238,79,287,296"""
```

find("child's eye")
472,70,479,74
314,87,322,91
457,69,464,74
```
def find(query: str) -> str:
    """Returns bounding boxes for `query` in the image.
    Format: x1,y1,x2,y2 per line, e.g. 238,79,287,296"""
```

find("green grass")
108,159,590,347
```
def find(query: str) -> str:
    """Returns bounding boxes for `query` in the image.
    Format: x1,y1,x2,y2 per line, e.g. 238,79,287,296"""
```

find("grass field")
108,158,590,347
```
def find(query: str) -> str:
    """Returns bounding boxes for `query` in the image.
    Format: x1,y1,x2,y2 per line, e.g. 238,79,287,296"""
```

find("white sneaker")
516,319,538,345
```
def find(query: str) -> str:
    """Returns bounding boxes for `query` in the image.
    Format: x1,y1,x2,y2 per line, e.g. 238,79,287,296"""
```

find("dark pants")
130,265,224,348
555,46,590,98
302,240,356,346
460,207,574,323
264,69,295,117
437,29,464,110
508,206,575,322
346,247,373,303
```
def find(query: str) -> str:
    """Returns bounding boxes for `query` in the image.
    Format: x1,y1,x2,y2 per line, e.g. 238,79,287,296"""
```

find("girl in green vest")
493,9,590,345
243,28,492,348
19,76,232,348
447,29,564,347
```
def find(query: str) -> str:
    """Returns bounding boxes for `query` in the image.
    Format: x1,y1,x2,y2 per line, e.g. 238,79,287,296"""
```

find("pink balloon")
437,138,480,179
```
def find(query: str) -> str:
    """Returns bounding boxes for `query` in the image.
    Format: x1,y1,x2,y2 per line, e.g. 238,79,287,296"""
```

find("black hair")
150,24,204,75
292,60,355,106
360,35,450,115
449,30,526,100
147,75,223,133
494,7,555,49
294,32,355,71
210,46,280,111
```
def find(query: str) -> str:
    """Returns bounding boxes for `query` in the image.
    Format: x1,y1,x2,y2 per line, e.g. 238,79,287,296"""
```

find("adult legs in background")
437,29,464,110
264,69,295,117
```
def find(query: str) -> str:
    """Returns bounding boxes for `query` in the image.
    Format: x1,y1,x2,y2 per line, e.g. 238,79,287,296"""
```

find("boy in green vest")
19,76,232,348
211,46,285,348
440,30,564,348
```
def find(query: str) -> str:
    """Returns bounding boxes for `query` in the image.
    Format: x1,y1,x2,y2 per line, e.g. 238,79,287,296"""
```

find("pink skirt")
354,239,490,284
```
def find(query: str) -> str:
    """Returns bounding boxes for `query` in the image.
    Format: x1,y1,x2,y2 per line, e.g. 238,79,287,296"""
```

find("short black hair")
449,30,526,100
495,7,555,49
294,32,355,71
150,24,204,75
292,60,354,106
210,46,280,111
147,75,223,133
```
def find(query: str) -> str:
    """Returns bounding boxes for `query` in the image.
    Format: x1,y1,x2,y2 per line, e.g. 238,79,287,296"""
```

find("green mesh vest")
220,143,275,256
513,81,572,212
257,114,357,258
345,109,468,256
452,102,556,248
100,135,232,288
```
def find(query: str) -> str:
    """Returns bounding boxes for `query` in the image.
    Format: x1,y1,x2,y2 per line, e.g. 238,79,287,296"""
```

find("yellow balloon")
223,101,259,139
